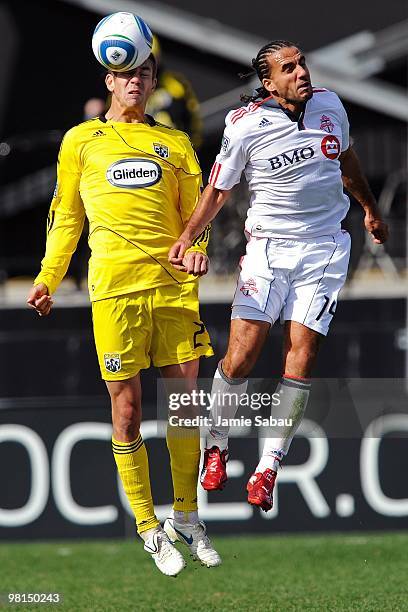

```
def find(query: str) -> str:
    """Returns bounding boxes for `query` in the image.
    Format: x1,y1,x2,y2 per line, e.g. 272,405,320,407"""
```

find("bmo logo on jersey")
106,158,162,188
268,146,314,170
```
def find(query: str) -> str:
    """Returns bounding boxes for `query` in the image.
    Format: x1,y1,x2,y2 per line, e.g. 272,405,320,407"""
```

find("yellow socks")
112,434,159,535
113,425,200,529
166,424,200,513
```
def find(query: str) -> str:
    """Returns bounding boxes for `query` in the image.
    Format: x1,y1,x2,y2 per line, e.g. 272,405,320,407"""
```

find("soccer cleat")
143,528,186,577
246,468,277,512
200,446,228,491
163,518,222,567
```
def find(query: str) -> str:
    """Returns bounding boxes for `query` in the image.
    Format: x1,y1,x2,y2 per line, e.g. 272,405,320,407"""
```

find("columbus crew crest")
153,142,169,158
104,353,121,373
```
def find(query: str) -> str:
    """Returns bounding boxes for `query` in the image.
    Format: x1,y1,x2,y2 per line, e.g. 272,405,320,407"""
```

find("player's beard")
285,90,313,105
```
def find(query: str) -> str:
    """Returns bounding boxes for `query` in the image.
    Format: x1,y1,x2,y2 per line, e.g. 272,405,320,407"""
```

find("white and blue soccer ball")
92,12,153,72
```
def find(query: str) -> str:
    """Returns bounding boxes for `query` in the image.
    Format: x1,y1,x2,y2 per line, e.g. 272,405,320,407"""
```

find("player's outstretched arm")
27,283,53,317
169,184,231,268
33,128,85,297
340,147,389,244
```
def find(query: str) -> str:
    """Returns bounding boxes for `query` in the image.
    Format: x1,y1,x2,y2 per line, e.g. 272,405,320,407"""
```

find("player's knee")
112,399,139,439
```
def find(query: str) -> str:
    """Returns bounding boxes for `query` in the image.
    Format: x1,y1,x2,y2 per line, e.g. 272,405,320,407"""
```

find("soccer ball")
92,12,153,72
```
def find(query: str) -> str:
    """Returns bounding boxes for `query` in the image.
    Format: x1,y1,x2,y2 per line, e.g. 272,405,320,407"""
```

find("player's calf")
202,359,248,491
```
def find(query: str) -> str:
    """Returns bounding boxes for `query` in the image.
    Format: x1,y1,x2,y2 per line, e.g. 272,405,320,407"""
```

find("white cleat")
164,518,222,568
143,528,186,577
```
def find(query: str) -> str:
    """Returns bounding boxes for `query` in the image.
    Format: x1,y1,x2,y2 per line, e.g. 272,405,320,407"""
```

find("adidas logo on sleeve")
258,117,273,128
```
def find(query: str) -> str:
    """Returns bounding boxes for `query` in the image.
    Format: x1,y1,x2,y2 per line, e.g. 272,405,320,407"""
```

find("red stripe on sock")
283,373,311,382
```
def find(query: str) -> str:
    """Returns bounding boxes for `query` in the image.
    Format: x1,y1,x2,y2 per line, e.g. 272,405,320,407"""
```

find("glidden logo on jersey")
321,135,340,159
106,158,162,188
268,146,314,170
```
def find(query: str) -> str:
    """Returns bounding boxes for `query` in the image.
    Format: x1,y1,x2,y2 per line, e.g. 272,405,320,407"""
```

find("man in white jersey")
169,40,388,511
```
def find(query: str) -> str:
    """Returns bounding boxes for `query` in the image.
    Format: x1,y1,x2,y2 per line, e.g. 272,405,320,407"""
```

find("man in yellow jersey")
27,53,221,577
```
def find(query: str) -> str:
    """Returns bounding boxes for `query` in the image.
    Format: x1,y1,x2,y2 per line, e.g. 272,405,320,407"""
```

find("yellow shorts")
92,282,213,380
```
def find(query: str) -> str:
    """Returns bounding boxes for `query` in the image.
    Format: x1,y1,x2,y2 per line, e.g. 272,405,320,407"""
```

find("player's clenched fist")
364,214,389,244
182,252,209,276
27,283,53,316
168,238,192,271
169,237,209,275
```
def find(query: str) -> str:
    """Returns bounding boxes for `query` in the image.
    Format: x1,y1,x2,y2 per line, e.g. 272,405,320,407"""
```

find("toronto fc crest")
240,278,258,296
320,114,334,133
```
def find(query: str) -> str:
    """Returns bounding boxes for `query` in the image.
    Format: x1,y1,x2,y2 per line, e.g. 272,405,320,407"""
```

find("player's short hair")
146,53,158,78
240,40,300,103
106,53,158,79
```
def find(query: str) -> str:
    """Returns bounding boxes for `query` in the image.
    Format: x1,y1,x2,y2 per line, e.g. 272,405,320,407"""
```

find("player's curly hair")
240,40,299,103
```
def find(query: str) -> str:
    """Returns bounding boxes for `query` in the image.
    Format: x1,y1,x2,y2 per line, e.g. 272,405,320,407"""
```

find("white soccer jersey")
209,89,350,238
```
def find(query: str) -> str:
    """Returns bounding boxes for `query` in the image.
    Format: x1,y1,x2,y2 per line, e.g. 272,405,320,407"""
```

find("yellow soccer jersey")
34,115,209,301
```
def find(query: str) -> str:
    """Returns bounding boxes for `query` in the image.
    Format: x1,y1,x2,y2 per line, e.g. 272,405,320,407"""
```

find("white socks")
140,526,161,542
206,361,248,451
205,363,310,471
256,376,311,473
173,510,199,525
141,512,199,539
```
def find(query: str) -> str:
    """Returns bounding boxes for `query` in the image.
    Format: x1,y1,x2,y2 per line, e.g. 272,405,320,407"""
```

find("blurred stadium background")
0,1,407,604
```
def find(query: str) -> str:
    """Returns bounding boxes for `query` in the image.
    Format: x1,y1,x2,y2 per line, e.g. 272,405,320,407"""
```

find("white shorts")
232,230,351,336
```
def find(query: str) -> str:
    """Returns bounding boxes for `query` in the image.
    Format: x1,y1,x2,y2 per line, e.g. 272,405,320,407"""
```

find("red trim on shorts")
312,88,328,92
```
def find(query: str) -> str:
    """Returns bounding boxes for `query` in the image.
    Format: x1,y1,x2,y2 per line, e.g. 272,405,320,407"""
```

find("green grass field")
1,532,407,611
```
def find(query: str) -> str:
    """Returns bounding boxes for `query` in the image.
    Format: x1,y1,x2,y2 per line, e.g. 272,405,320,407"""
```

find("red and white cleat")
200,446,228,491
246,468,277,512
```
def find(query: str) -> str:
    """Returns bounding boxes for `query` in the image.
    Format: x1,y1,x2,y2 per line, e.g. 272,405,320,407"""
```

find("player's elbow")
219,187,232,205
203,184,231,208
